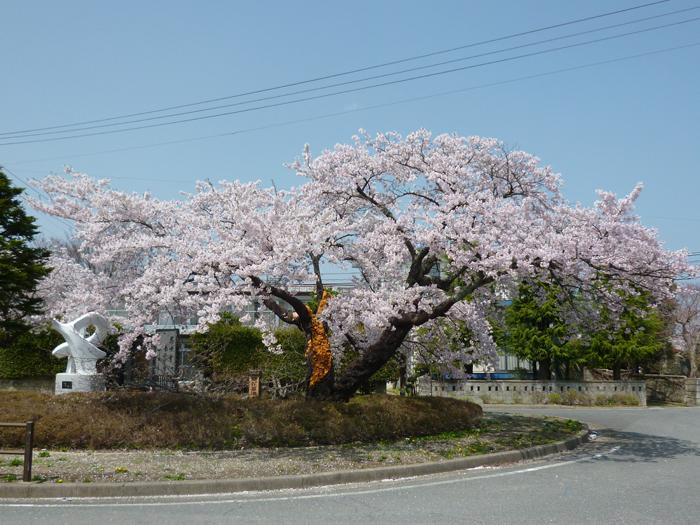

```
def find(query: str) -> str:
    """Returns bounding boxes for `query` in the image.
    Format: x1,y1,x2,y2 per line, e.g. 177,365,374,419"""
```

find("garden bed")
0,391,482,449
0,413,582,483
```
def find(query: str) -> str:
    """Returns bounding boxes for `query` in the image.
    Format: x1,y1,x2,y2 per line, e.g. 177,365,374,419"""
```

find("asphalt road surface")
3,406,700,524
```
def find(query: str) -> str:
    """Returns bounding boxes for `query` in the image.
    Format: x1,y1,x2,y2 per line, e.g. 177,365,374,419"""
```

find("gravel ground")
0,413,581,483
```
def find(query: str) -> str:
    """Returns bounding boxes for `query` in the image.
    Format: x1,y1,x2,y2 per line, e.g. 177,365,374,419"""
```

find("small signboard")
61,381,73,390
248,372,261,398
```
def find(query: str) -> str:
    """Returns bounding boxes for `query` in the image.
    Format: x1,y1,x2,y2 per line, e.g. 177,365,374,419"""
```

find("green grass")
394,413,583,460
163,473,186,481
438,440,494,459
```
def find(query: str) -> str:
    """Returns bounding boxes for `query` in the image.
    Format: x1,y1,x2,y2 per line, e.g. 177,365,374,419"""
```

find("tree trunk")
303,291,335,399
398,353,407,391
311,324,412,401
306,365,335,399
612,366,622,380
537,359,551,380
553,361,564,381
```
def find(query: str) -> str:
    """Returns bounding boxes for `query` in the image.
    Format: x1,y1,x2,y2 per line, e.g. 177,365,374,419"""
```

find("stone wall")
687,379,700,406
645,374,700,406
0,377,54,393
416,377,646,406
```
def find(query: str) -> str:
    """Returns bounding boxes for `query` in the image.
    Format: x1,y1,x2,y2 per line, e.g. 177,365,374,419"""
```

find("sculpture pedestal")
55,373,106,395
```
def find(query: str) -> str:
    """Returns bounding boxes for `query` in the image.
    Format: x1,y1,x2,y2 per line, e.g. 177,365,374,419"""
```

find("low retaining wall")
0,378,54,393
645,375,700,406
416,378,646,406
688,378,700,406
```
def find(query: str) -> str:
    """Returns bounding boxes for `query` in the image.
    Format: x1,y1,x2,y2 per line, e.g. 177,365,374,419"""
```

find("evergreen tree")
0,170,51,342
495,281,667,380
584,291,667,379
494,282,580,379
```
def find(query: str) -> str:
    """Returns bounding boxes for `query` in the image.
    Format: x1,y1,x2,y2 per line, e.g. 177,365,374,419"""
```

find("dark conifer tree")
0,170,51,343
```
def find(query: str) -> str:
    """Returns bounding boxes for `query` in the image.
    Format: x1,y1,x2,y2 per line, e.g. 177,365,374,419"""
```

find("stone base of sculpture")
55,373,106,395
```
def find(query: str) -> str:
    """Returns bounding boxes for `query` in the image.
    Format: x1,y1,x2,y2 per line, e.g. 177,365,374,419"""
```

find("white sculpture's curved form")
52,312,110,375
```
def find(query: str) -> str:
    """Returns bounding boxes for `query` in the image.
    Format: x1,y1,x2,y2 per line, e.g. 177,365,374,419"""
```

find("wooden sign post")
248,370,261,398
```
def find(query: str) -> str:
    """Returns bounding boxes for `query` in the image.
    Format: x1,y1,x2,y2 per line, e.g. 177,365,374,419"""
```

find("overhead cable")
0,0,674,137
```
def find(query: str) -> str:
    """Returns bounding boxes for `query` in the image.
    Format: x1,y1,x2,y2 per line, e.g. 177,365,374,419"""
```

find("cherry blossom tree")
30,130,691,400
38,240,121,321
672,285,700,378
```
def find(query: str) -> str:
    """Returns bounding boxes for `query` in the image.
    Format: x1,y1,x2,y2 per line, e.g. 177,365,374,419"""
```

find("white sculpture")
52,312,110,394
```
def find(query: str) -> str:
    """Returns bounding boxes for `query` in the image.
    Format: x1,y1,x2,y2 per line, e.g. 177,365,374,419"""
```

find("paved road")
3,406,700,524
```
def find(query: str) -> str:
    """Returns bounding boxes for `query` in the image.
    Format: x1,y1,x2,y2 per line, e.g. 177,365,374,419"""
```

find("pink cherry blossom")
29,130,694,399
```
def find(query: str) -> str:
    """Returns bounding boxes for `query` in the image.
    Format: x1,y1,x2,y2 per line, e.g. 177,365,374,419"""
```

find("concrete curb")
0,428,589,499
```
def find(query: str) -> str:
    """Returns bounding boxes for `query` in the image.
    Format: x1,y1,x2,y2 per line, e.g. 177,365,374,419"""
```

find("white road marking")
0,446,620,508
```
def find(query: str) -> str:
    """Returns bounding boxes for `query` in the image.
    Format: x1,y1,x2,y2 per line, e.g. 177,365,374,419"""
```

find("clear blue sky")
1,0,698,254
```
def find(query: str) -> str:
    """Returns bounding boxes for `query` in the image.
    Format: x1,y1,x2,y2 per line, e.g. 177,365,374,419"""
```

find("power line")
0,165,74,231
2,16,699,147
1,165,46,199
7,40,700,168
648,215,700,223
5,5,698,141
0,0,673,137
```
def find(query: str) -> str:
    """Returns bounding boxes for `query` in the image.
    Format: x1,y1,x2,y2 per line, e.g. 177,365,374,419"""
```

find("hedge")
0,392,483,449
0,328,64,379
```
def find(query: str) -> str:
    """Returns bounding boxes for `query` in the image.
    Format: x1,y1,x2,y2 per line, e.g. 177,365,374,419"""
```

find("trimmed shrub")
189,314,264,378
0,392,482,450
546,393,562,405
0,328,64,379
260,327,307,397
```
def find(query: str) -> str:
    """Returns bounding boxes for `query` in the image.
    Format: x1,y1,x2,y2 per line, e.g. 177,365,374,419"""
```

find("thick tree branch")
310,252,324,310
261,297,300,326
406,247,430,286
393,272,494,328
249,276,312,328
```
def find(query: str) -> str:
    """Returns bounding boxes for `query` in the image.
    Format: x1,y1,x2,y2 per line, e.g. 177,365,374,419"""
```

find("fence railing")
0,421,35,481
